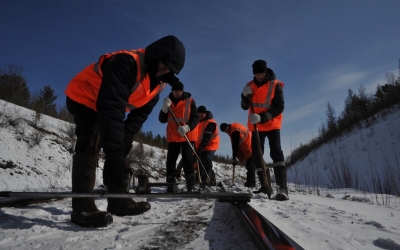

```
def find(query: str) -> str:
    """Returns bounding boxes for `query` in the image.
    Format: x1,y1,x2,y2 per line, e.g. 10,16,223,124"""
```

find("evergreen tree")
0,64,30,107
40,85,58,117
30,85,58,117
325,102,336,134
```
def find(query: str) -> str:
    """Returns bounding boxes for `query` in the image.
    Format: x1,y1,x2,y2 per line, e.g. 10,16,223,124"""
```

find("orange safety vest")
229,123,252,162
246,80,284,131
65,49,166,112
196,118,220,151
166,97,198,142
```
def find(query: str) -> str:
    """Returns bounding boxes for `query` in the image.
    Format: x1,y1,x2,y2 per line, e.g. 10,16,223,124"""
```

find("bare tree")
57,104,74,123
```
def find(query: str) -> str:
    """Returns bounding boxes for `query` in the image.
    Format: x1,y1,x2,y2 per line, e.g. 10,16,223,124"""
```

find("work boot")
71,210,113,228
186,174,199,193
107,197,151,216
166,176,176,193
209,170,217,186
71,152,113,228
107,168,151,216
253,186,270,194
274,166,289,201
199,169,210,188
244,181,255,188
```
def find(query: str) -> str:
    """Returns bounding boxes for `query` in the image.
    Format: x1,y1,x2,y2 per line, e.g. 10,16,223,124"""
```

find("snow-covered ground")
1,100,399,250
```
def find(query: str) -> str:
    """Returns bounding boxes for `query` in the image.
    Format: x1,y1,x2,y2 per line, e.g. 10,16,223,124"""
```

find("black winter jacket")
97,36,185,159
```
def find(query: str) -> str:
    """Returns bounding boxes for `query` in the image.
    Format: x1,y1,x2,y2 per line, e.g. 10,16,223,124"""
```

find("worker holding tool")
219,122,255,188
241,59,289,200
158,81,199,193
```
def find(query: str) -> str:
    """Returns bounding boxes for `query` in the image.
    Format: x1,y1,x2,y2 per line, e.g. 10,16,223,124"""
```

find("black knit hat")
171,81,184,91
197,105,207,113
252,60,267,74
220,123,229,132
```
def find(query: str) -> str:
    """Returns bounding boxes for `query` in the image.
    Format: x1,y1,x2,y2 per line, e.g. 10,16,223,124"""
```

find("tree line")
0,64,72,122
287,59,400,166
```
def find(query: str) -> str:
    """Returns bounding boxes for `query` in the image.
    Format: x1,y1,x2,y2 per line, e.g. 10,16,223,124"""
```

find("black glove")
196,147,203,157
158,71,179,86
241,93,249,103
231,157,240,167
103,155,132,190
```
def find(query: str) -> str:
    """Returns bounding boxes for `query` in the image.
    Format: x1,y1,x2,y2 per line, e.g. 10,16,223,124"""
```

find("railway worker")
158,81,199,193
240,59,288,200
219,122,255,188
195,105,220,187
65,35,186,228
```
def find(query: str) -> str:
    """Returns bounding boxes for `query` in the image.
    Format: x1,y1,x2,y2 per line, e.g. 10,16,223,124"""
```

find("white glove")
242,85,252,96
178,125,190,136
249,113,261,124
161,97,171,113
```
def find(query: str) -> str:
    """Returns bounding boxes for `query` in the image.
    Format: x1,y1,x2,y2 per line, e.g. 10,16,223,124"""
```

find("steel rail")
219,181,304,250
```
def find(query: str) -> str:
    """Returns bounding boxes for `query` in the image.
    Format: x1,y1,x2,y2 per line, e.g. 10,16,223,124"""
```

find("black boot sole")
71,211,113,228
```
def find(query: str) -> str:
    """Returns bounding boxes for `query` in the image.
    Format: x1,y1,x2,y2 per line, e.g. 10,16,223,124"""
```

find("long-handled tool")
167,107,210,182
249,98,271,198
196,159,202,184
232,164,236,184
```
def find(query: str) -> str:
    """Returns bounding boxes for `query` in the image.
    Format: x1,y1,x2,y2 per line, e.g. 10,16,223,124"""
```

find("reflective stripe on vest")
166,97,198,142
198,120,219,141
94,51,146,94
237,127,249,147
229,123,252,162
167,98,191,123
65,49,165,112
95,50,164,110
251,80,276,109
247,79,283,131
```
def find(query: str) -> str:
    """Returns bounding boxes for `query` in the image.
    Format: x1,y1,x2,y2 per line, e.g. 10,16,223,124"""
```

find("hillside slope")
0,100,248,191
289,107,400,193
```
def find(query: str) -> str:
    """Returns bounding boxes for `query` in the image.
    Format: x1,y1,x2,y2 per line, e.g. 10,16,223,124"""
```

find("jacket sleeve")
241,93,249,110
197,122,216,151
259,84,284,123
158,108,168,124
230,130,241,159
97,53,136,160
124,94,160,156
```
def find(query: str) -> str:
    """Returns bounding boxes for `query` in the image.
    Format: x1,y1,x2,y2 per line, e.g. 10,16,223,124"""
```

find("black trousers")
245,157,256,185
66,97,98,153
166,141,195,177
199,150,215,177
251,129,285,171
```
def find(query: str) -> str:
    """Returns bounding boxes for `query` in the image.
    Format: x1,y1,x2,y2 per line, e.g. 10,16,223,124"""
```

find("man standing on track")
240,59,289,200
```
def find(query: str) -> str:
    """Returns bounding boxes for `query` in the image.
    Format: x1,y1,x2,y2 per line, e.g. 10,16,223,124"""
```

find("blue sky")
1,0,399,159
